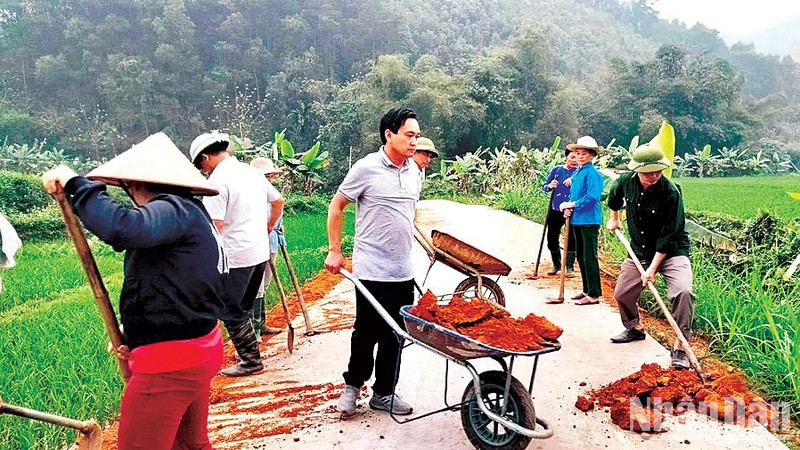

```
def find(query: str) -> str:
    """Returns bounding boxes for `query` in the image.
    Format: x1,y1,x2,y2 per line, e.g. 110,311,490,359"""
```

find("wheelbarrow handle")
339,269,412,341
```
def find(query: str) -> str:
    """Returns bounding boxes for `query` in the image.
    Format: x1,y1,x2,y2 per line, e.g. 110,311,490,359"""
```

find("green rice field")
675,175,800,219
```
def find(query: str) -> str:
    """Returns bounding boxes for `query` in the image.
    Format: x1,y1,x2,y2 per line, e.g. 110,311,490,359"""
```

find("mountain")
723,14,800,60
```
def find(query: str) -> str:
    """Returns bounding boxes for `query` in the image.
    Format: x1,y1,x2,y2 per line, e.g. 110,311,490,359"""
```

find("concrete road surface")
208,200,786,449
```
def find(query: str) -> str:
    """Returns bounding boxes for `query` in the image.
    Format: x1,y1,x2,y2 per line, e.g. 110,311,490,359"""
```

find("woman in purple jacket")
542,150,578,276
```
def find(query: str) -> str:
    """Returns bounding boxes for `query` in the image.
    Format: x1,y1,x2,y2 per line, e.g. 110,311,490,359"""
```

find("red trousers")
117,346,223,450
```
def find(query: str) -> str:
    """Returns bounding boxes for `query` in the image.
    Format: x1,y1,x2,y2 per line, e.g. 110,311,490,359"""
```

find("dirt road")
207,199,786,449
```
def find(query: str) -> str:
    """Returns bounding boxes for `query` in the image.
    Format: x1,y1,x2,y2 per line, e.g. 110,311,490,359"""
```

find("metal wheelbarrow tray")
400,305,560,361
414,226,512,305
340,270,558,448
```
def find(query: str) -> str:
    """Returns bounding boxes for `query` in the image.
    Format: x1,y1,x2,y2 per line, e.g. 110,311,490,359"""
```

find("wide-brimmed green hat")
628,143,672,173
416,137,439,157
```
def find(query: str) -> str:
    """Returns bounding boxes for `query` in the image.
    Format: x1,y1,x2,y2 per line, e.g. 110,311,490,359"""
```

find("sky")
649,0,800,36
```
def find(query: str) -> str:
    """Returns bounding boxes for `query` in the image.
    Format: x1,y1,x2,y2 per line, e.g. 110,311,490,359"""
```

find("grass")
675,175,800,220
0,209,353,449
691,249,799,420
0,238,123,314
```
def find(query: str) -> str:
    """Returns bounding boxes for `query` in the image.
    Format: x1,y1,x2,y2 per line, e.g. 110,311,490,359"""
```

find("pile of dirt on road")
575,363,781,433
409,290,562,352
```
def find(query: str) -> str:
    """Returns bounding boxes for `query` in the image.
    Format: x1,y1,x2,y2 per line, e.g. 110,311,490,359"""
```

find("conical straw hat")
87,132,218,196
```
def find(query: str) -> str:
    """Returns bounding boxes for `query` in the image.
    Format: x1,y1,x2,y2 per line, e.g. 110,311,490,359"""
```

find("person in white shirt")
190,131,279,377
249,156,286,337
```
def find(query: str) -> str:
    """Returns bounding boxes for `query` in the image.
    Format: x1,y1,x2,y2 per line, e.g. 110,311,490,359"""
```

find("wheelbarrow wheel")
460,370,535,450
455,277,505,306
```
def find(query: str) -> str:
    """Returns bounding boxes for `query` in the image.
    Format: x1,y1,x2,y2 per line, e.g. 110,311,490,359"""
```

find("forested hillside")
1,0,798,185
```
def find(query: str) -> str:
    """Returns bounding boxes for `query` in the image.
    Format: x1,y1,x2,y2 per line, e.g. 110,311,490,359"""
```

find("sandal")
576,297,600,305
570,292,588,300
545,298,565,304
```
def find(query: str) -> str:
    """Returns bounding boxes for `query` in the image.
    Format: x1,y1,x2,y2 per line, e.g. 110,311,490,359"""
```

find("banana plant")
647,121,675,178
276,135,329,194
551,136,561,153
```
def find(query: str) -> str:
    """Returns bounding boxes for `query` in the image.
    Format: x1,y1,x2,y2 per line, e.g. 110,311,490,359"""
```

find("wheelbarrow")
414,224,511,306
340,269,558,449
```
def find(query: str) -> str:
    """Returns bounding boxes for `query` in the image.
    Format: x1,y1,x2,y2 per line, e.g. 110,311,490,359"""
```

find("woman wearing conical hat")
42,132,227,450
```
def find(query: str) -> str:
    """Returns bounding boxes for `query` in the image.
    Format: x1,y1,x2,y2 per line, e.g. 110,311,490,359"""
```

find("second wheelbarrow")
414,225,511,306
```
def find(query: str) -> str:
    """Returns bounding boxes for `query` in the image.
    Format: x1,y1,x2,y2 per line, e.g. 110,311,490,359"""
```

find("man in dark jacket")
606,143,695,370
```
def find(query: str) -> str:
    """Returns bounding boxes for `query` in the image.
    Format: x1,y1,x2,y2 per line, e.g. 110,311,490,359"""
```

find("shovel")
53,190,131,380
277,226,316,335
614,229,707,384
547,216,570,304
0,395,101,450
546,214,571,304
532,190,555,279
267,259,294,353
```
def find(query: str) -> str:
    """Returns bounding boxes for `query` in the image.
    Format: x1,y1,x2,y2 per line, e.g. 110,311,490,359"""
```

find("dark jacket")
65,177,227,349
607,172,690,261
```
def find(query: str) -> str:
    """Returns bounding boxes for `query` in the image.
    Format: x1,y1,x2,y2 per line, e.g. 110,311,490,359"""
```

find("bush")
0,171,52,215
7,206,66,241
283,194,330,215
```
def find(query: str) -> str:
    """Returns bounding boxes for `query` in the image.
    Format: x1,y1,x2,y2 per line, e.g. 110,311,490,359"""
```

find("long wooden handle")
557,216,570,299
279,242,316,335
613,229,706,383
534,190,555,277
0,399,100,437
53,190,131,380
268,259,294,353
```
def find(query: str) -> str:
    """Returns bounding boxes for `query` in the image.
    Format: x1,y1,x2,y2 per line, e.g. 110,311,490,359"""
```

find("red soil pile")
576,363,781,433
409,290,562,352
263,259,353,329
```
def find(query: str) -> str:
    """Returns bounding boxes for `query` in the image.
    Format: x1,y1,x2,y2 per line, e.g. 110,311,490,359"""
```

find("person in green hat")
412,137,438,171
606,142,694,370
412,137,438,194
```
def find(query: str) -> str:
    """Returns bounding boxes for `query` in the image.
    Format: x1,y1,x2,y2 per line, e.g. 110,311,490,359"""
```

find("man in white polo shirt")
325,108,421,417
191,131,279,377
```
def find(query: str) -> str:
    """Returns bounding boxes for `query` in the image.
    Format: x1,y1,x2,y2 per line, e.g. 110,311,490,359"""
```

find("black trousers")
220,262,267,328
546,208,576,253
574,225,602,297
343,279,414,396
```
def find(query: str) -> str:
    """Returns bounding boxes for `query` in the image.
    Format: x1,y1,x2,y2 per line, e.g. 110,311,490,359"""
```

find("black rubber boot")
253,296,284,335
566,251,577,278
221,321,264,377
252,296,265,335
547,251,561,275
